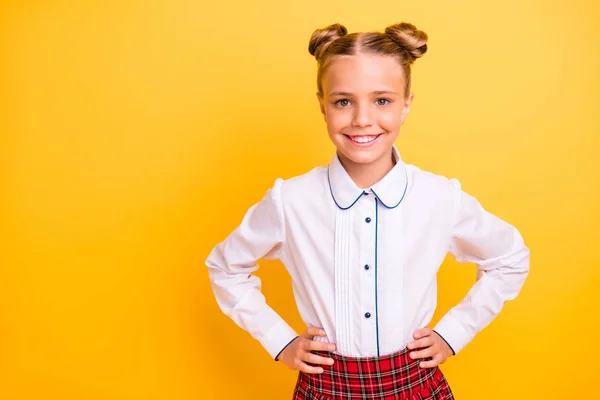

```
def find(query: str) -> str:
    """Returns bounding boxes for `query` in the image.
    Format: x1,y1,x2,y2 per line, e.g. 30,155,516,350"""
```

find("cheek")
378,110,403,130
325,109,350,130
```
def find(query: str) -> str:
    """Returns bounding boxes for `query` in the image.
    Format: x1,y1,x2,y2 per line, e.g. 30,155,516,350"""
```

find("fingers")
407,332,451,369
282,327,337,374
303,326,336,356
410,346,435,360
303,352,335,367
297,361,325,374
418,355,441,369
412,327,432,340
302,337,336,367
407,335,434,350
305,339,336,352
408,327,437,363
304,326,328,337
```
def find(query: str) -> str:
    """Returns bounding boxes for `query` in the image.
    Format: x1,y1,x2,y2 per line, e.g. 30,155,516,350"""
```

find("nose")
352,102,373,127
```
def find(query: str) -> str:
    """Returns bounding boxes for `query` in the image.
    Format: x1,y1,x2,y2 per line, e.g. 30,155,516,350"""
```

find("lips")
349,135,378,143
344,133,383,147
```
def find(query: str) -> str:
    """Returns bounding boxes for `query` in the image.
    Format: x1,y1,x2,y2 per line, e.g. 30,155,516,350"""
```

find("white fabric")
205,145,530,360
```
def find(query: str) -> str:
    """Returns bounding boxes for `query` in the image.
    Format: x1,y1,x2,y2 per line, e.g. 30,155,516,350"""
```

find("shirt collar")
327,145,409,210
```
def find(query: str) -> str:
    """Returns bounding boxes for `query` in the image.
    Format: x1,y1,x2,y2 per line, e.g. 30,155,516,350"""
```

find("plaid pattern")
292,347,454,399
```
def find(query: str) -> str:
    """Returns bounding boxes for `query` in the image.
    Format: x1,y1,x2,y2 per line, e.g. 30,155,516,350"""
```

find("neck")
338,149,396,189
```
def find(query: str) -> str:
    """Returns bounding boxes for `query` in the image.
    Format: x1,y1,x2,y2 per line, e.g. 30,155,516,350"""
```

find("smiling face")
317,53,413,172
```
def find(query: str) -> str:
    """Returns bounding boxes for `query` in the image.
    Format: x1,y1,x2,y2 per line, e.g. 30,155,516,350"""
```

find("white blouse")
205,145,530,360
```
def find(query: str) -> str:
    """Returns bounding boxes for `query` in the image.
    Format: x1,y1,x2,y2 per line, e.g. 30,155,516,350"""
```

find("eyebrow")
328,90,397,96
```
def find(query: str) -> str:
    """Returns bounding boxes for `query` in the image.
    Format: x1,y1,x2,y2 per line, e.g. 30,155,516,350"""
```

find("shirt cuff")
433,315,472,355
258,319,298,361
274,336,299,361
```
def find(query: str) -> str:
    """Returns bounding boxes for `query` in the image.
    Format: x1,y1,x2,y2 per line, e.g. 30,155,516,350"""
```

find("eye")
376,98,391,106
334,99,351,107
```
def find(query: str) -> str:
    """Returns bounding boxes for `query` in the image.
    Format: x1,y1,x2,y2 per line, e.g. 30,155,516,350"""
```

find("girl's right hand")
277,326,336,374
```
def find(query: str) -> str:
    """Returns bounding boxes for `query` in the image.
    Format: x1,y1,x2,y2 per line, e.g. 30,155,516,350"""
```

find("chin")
332,138,388,163
337,146,386,165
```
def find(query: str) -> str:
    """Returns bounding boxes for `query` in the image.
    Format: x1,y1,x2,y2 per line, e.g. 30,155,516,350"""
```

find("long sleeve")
205,178,298,360
433,178,530,355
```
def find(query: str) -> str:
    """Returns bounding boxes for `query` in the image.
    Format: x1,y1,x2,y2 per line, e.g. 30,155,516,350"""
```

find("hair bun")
308,23,348,61
384,22,428,62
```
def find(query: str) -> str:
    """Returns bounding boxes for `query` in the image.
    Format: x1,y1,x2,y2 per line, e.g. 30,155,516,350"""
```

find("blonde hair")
308,22,428,98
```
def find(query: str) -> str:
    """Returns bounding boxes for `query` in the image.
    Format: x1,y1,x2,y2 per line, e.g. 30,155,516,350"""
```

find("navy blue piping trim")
374,198,380,356
433,330,456,356
274,336,299,361
327,166,363,210
370,166,409,209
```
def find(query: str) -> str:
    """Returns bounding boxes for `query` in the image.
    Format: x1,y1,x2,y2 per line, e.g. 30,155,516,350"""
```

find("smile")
344,133,383,147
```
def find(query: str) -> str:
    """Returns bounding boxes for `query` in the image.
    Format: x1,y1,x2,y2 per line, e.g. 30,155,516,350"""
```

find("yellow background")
1,0,599,398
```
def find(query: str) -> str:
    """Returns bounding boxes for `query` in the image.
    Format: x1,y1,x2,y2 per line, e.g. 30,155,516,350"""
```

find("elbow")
506,245,530,298
507,239,530,275
519,245,531,276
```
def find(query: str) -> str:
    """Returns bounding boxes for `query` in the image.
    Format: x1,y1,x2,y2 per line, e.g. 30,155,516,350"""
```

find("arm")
433,178,530,355
205,178,298,360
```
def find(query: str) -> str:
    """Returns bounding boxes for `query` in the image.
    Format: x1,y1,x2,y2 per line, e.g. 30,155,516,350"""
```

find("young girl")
205,21,530,399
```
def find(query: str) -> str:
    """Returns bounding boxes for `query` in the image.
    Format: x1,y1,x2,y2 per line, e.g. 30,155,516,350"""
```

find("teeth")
351,135,378,143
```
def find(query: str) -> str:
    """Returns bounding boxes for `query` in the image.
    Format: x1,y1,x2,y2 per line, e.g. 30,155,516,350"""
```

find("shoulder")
406,163,462,198
278,165,328,203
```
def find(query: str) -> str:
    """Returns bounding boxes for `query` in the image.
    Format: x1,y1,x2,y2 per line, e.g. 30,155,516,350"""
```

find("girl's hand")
277,326,336,374
407,327,453,368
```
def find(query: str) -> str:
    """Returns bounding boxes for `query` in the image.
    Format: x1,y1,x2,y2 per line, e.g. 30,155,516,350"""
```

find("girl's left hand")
407,327,453,368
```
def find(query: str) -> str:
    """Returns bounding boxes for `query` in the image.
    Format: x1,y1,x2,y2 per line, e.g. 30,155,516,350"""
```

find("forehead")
322,53,404,94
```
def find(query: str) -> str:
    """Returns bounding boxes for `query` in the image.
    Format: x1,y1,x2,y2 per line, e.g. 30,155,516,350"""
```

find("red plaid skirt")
292,347,454,399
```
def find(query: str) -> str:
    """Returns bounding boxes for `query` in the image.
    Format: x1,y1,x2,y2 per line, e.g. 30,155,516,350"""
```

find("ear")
400,92,414,125
316,92,326,120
